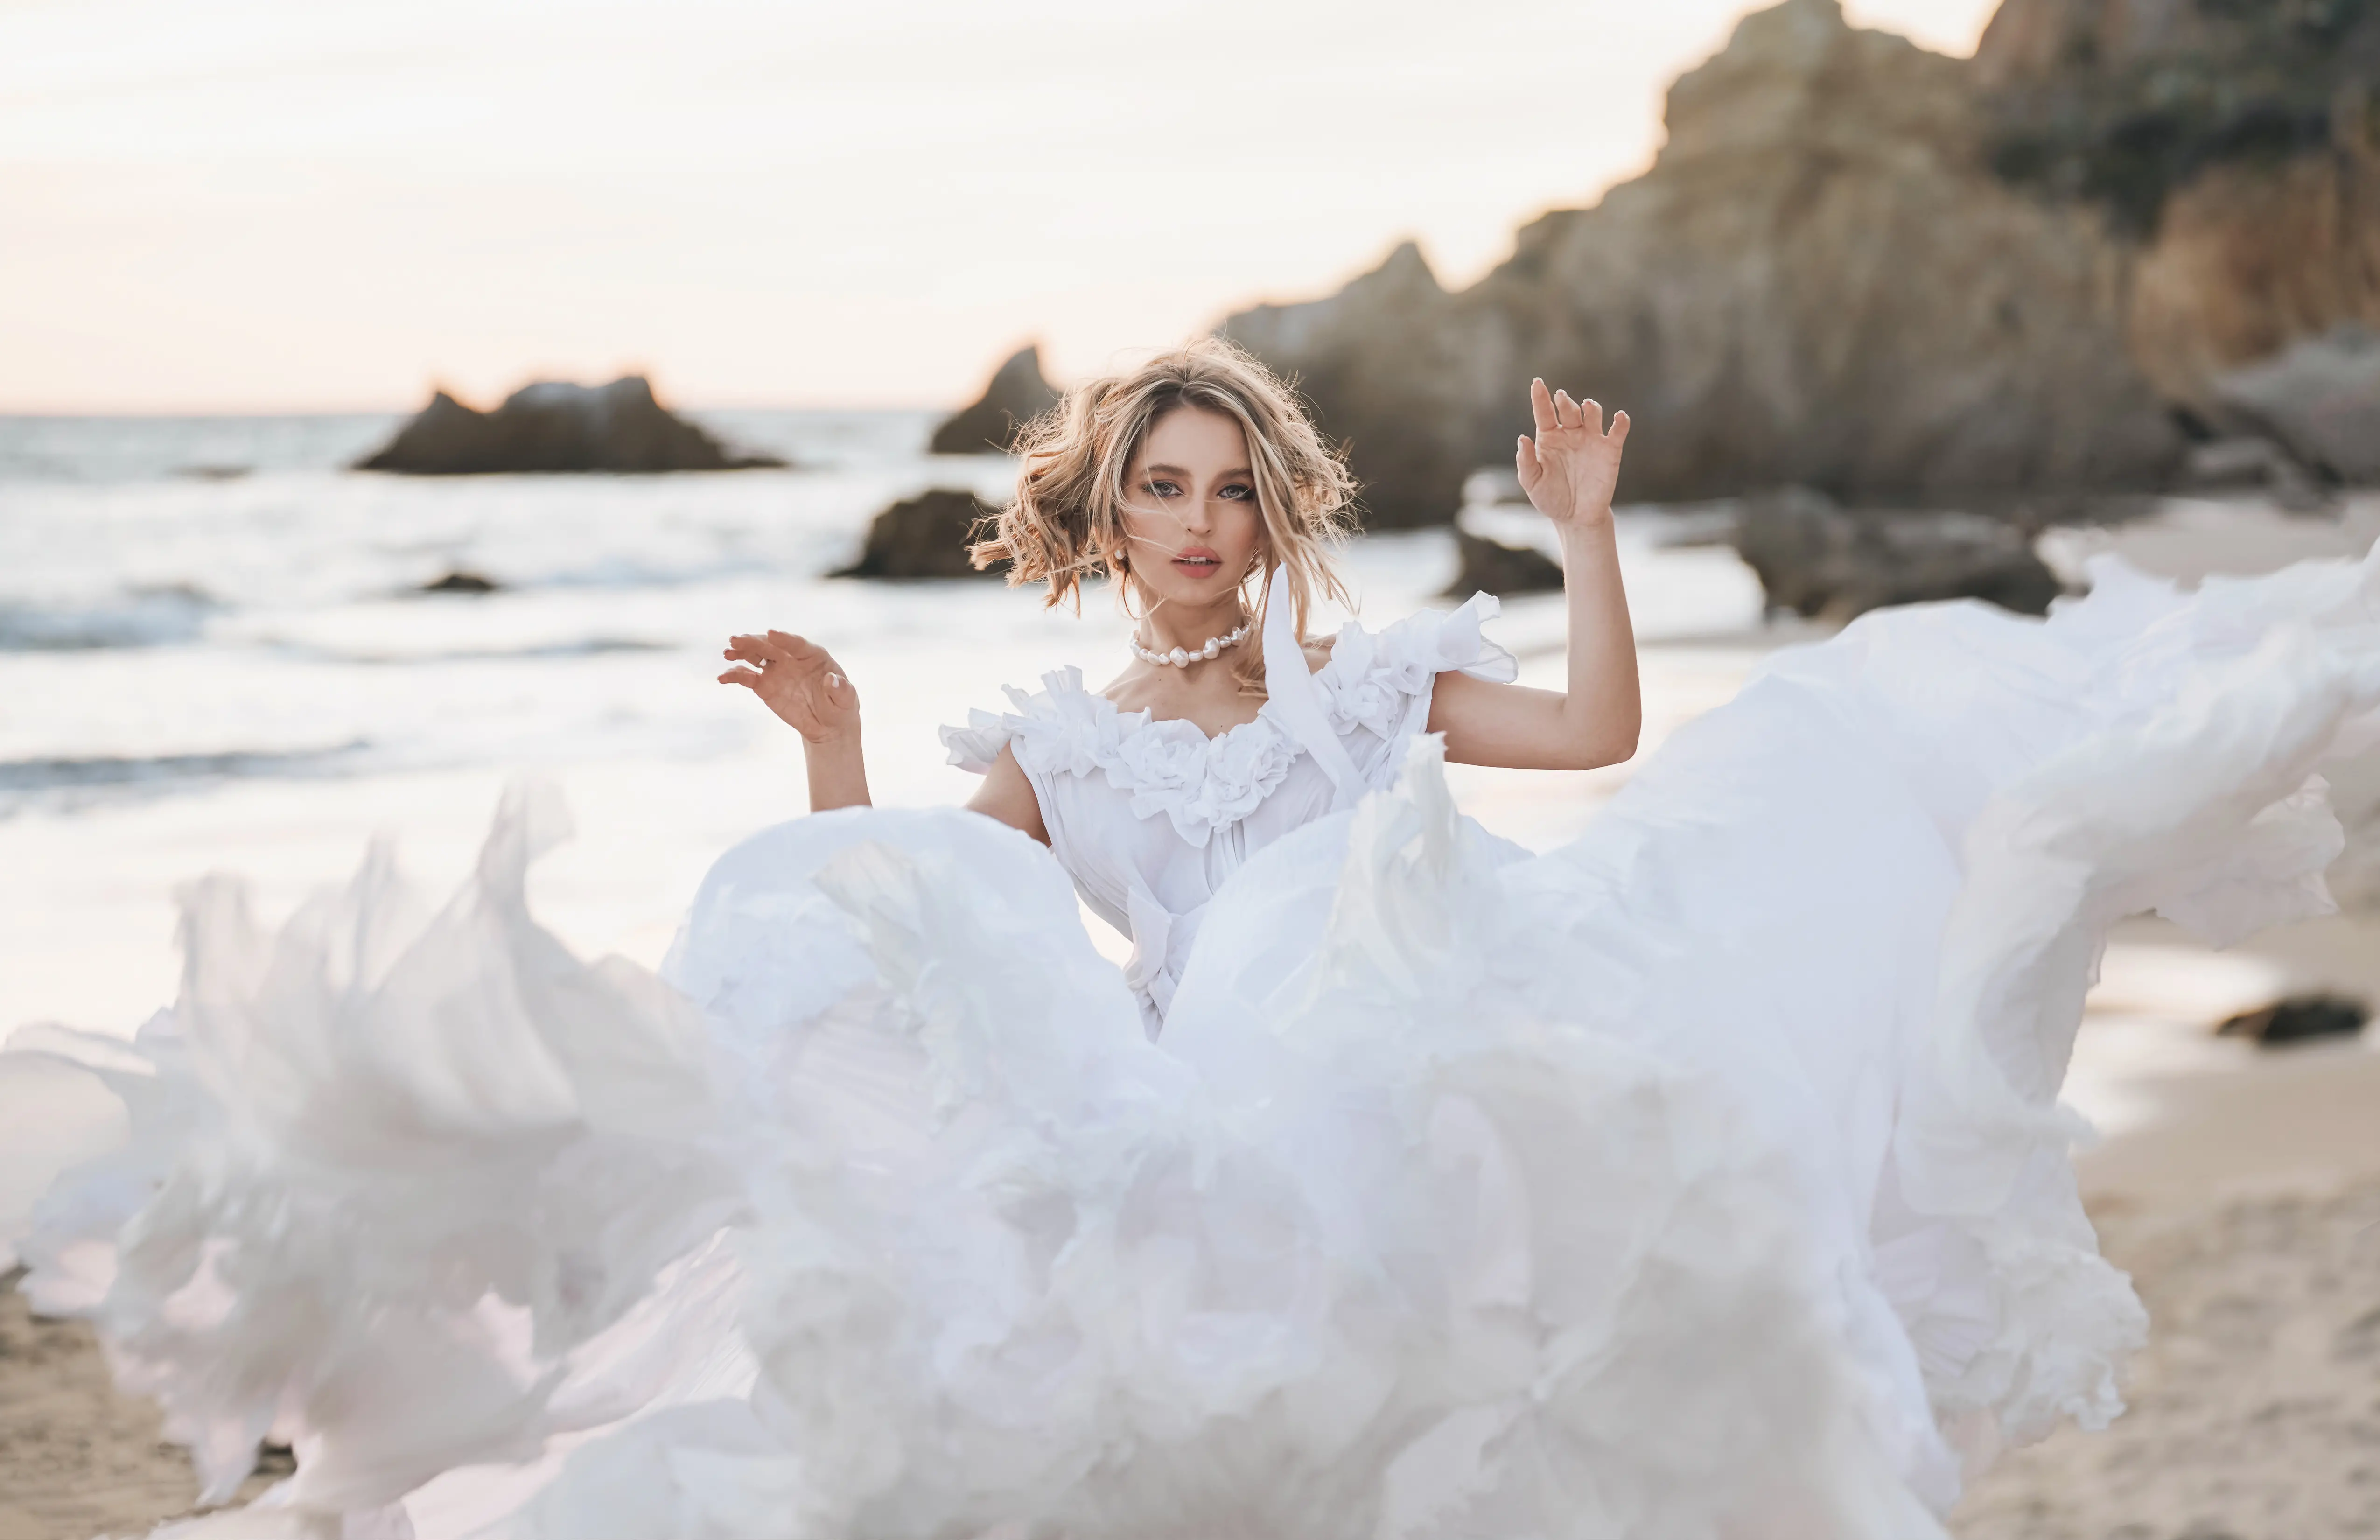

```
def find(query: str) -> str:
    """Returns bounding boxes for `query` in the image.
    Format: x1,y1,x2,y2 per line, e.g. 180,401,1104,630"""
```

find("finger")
1579,397,1605,435
1607,409,1630,447
1515,434,1541,485
718,667,765,689
1529,377,1556,436
824,669,856,707
733,633,800,669
1553,389,1582,430
764,630,823,660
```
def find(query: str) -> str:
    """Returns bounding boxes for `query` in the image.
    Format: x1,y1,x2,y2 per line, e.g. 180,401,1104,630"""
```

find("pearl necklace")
1130,618,1252,668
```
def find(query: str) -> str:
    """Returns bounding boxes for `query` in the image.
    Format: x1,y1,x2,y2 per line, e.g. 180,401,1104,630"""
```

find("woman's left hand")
1516,377,1628,531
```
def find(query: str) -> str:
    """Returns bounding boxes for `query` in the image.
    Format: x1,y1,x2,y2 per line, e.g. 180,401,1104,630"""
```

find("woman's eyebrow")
1141,462,1255,478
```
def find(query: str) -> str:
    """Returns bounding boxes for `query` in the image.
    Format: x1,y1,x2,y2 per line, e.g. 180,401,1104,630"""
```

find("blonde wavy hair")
970,337,1357,683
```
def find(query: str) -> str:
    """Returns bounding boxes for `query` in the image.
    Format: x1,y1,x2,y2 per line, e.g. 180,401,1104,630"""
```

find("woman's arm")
721,629,1050,840
1428,378,1642,772
965,744,1050,845
720,629,872,811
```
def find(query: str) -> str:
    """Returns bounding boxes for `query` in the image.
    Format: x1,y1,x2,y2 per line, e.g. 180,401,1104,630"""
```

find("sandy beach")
1954,1048,2380,1539
0,1288,287,1540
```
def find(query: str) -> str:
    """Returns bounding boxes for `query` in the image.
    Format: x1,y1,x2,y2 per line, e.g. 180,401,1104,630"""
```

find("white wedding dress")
6,550,2379,1540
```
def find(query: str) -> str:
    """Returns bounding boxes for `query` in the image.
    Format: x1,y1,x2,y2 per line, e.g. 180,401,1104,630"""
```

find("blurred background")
5,1,2380,1535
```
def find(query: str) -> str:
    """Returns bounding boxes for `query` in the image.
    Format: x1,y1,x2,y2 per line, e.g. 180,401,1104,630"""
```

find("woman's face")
1118,406,1264,614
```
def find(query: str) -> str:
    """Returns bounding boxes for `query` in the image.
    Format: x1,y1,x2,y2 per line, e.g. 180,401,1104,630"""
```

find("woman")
721,343,1643,1033
7,340,2377,1540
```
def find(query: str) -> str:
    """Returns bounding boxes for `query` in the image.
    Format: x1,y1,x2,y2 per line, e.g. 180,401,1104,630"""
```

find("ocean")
0,407,1779,1039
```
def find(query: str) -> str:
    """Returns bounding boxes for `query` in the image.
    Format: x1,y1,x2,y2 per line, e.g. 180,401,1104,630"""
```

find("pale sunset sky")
0,0,2001,413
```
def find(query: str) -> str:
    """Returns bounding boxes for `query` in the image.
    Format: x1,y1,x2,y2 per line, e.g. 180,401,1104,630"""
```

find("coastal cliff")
1225,0,2379,525
1977,0,2380,413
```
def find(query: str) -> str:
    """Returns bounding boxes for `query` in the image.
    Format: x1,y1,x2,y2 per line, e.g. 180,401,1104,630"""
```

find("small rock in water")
420,570,502,595
1443,528,1564,599
357,377,786,475
832,489,1004,581
2216,994,2369,1048
931,346,1061,455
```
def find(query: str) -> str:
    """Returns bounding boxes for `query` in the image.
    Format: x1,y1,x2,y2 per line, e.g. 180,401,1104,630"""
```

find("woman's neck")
1135,594,1251,656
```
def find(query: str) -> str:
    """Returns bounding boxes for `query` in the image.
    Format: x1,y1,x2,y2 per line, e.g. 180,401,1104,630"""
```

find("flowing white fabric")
938,580,1516,1032
4,549,2377,1539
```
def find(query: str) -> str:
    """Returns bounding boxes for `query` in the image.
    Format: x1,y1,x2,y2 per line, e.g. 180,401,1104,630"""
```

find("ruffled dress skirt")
5,548,2378,1539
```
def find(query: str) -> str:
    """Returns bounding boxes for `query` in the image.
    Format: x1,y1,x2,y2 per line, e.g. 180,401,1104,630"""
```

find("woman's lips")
1173,548,1223,576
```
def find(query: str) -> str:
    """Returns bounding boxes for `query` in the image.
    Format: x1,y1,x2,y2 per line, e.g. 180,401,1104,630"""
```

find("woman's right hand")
720,630,861,745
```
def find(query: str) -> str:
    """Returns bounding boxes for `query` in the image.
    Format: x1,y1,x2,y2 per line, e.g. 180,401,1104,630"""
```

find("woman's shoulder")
1318,593,1518,696
939,666,1108,775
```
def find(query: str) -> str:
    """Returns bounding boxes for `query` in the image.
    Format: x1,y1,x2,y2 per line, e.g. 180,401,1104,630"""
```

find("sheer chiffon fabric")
3,546,2376,1539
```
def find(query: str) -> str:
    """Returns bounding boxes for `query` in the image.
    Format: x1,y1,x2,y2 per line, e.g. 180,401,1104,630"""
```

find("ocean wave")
0,587,217,651
265,637,676,666
0,741,371,818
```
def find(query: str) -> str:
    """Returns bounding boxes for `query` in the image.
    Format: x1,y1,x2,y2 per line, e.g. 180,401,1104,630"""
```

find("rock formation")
1229,243,1491,527
1224,0,2380,522
2216,994,2370,1048
1443,528,1565,600
2213,325,2380,483
357,378,784,475
832,489,1004,581
1228,0,2184,523
419,571,502,595
2174,437,2327,511
931,346,1062,455
1976,0,2380,419
1731,486,2062,621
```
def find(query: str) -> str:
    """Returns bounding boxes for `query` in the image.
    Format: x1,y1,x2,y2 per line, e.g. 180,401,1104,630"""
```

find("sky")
0,0,2002,413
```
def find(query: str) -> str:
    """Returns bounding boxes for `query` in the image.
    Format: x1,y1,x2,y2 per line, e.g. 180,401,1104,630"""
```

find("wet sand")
1952,1048,2380,1540
0,1276,286,1540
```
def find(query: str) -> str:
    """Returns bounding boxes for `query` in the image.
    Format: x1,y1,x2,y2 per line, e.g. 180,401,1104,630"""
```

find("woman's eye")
1144,481,1180,498
1219,483,1254,501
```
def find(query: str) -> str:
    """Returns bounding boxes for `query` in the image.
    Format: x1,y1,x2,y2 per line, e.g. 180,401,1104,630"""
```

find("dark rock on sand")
2175,438,2328,511
2212,327,2380,486
1444,528,1565,599
419,570,502,595
2217,994,2372,1047
1733,486,2062,621
931,347,1062,456
832,489,1004,581
357,378,785,476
